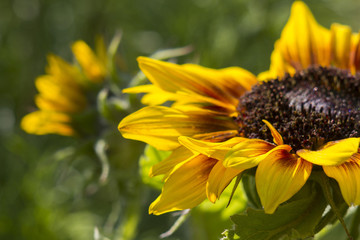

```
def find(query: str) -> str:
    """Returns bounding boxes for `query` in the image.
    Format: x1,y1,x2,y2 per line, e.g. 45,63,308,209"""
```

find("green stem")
350,206,360,239
318,173,352,240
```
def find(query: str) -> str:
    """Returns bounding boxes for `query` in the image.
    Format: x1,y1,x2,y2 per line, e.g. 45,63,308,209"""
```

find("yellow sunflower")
118,1,360,215
21,40,107,136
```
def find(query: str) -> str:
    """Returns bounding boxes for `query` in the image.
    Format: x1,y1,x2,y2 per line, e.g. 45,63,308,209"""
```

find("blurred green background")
1,0,360,239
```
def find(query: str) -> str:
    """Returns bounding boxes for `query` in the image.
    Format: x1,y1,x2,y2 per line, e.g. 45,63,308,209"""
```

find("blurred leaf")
231,184,327,240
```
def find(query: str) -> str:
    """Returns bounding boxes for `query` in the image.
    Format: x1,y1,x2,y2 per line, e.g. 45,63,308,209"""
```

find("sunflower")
21,40,107,136
118,1,360,216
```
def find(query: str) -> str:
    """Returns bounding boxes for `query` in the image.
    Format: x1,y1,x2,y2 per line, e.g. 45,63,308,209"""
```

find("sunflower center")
236,66,360,151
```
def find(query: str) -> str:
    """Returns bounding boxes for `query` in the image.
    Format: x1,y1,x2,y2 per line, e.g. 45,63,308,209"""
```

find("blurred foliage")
1,0,360,239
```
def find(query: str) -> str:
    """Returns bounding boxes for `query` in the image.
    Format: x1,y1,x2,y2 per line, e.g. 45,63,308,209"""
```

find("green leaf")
231,183,327,240
139,145,171,190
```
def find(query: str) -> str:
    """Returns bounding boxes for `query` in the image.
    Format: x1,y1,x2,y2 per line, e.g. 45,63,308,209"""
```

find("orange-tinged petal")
331,23,352,69
118,106,237,151
267,1,331,77
178,136,246,161
256,148,312,214
72,40,106,83
137,56,257,113
297,138,360,166
149,155,217,215
351,31,360,73
262,120,283,145
206,161,242,203
21,111,75,136
149,146,194,178
222,139,278,170
323,153,360,206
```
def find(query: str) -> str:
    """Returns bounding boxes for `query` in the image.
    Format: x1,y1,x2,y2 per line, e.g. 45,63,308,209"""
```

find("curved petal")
256,148,312,214
323,153,360,206
118,106,237,151
222,140,279,170
262,120,283,145
178,136,246,161
35,75,87,111
265,1,331,78
330,23,352,69
137,57,257,113
72,40,106,83
351,31,360,73
123,85,177,105
46,54,83,89
149,146,194,178
21,111,75,136
296,138,360,166
206,161,242,203
149,155,217,215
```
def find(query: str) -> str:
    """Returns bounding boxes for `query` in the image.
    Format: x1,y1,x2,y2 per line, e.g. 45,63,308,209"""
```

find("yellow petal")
72,40,106,83
323,153,360,206
296,138,360,166
149,155,217,215
331,23,352,69
268,1,331,76
137,56,257,113
35,75,87,112
150,146,194,178
351,31,360,73
206,161,242,203
46,54,83,89
258,41,296,81
222,139,278,170
123,85,177,105
35,94,86,113
21,111,75,136
262,120,283,145
118,106,237,151
178,136,246,161
256,148,312,214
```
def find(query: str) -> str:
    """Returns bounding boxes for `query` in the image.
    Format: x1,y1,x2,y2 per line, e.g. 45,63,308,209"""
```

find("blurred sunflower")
21,39,107,136
119,1,360,215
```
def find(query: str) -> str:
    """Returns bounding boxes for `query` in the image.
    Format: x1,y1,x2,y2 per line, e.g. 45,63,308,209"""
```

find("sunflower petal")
296,138,360,166
149,146,194,178
256,148,312,214
262,120,283,145
21,111,75,136
178,136,246,160
72,40,106,82
267,1,331,77
149,155,217,215
222,140,278,170
46,54,83,89
206,161,242,203
137,57,257,113
323,153,360,206
331,23,352,69
118,106,237,151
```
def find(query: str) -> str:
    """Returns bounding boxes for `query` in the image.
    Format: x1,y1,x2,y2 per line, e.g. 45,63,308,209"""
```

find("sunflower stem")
318,173,352,240
350,206,360,239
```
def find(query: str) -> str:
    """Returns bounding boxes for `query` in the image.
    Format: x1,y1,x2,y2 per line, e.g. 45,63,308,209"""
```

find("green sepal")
139,145,170,190
241,171,262,209
230,183,327,240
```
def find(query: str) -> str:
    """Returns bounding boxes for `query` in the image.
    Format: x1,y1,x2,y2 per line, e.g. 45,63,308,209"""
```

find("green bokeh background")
1,0,360,239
